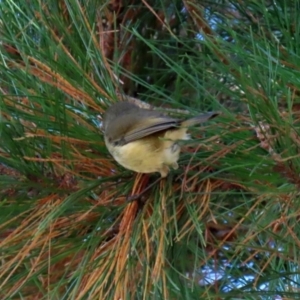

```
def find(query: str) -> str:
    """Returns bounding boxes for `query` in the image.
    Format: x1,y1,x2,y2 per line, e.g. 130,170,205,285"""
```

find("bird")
103,101,219,177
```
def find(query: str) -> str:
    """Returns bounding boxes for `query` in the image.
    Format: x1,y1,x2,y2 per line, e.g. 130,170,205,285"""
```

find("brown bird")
103,101,219,177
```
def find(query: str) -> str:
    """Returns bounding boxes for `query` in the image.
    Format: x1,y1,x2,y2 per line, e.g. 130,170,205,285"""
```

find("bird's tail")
181,111,220,127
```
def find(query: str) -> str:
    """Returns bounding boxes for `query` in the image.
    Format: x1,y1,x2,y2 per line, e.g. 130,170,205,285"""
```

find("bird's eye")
112,139,122,146
113,138,125,147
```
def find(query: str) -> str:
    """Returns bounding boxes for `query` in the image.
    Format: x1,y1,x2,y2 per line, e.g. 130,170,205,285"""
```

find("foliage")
0,0,300,298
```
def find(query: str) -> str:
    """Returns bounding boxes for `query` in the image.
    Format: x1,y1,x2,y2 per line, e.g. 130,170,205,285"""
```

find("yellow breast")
105,128,189,177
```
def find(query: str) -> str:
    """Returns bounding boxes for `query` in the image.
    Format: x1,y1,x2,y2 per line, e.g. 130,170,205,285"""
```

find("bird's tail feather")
181,112,220,127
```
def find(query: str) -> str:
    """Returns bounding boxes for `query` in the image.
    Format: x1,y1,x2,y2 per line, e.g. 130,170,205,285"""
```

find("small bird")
103,101,219,177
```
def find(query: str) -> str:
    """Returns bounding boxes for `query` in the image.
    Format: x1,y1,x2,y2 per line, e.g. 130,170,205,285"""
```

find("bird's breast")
105,128,189,174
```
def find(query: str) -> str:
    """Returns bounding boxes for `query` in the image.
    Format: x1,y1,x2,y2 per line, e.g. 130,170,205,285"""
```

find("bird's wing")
122,117,179,144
